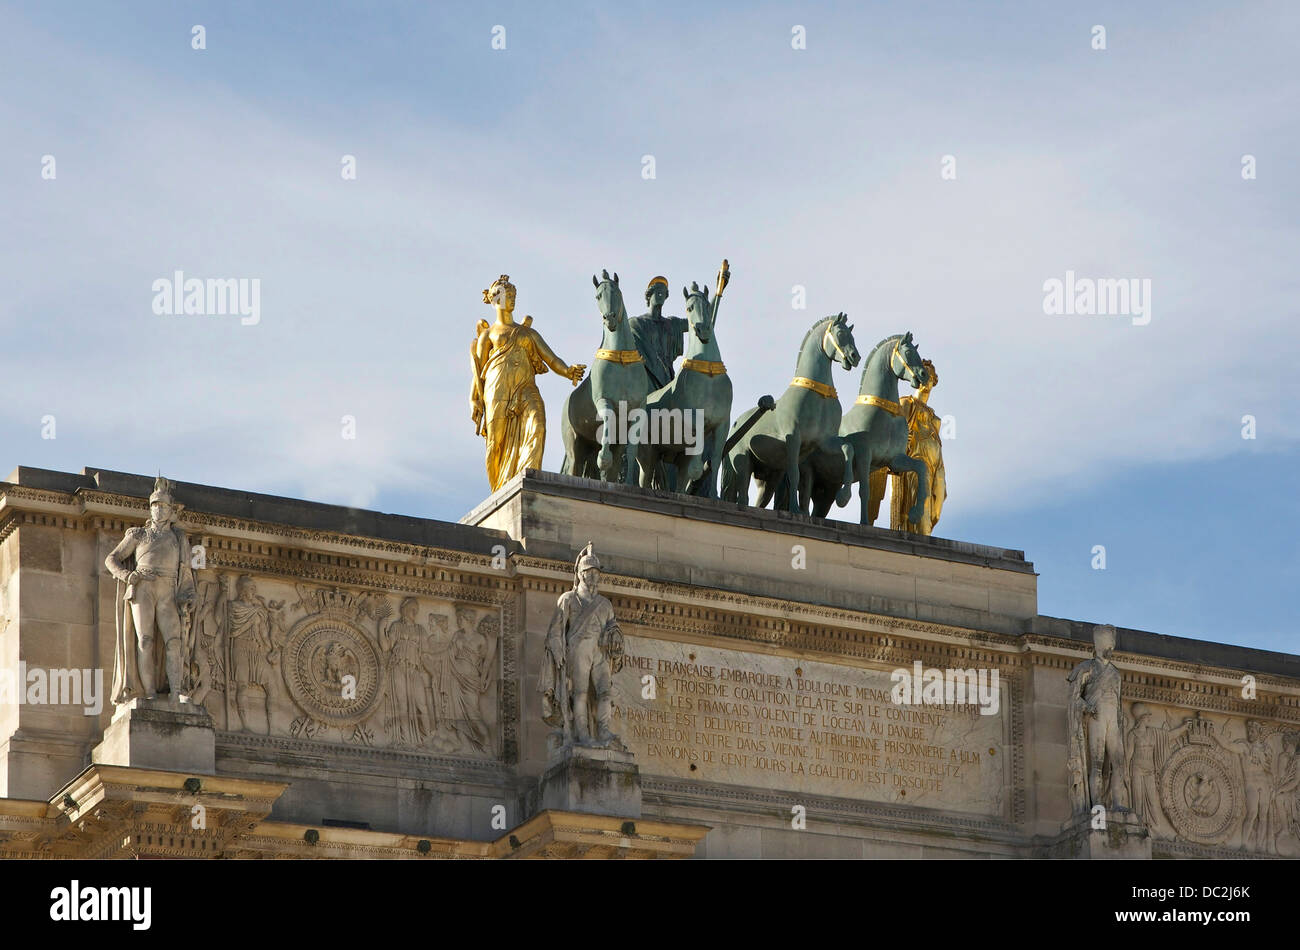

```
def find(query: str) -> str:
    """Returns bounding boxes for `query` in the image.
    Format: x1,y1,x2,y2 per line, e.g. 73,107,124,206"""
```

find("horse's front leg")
797,461,813,514
784,433,801,513
636,440,657,489
623,407,644,487
836,440,854,508
596,398,617,479
728,450,752,507
682,409,707,488
696,423,727,498
890,452,929,529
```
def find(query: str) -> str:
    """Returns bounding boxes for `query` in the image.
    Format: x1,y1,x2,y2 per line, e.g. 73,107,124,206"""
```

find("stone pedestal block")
1059,811,1151,859
92,699,216,775
537,745,641,819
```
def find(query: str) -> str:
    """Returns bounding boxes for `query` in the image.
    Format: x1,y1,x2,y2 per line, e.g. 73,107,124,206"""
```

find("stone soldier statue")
1067,623,1130,814
629,276,689,392
105,476,197,704
538,543,627,749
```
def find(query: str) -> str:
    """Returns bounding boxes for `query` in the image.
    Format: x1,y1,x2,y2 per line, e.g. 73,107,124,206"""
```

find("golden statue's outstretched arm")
528,325,586,384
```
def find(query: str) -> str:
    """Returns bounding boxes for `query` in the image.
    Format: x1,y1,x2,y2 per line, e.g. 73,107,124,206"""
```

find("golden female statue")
470,275,585,491
889,359,947,534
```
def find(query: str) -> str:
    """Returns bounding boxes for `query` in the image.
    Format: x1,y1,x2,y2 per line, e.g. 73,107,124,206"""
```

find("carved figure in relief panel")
1274,732,1300,855
380,597,436,747
1123,701,1201,836
418,607,495,754
1125,703,1187,838
442,608,496,753
1066,624,1129,814
191,579,228,725
1210,719,1279,853
220,575,288,735
420,612,454,752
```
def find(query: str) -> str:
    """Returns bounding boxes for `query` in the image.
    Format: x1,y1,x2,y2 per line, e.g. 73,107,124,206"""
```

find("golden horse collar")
791,376,837,399
856,393,903,415
681,358,727,377
595,348,643,365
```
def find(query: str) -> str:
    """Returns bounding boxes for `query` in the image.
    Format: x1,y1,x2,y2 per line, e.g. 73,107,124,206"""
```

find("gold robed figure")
470,275,585,491
889,359,947,535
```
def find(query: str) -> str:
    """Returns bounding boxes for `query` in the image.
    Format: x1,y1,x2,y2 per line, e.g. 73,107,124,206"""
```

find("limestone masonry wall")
2,466,1298,858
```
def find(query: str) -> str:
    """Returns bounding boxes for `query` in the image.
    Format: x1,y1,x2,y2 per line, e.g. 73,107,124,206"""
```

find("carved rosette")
281,608,385,728
1159,739,1241,845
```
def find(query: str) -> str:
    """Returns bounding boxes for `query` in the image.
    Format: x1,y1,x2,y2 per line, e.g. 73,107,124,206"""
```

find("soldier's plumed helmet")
148,476,176,506
575,542,601,575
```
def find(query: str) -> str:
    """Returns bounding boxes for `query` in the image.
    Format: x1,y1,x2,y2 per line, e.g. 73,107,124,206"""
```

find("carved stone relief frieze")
189,572,500,757
1122,702,1300,856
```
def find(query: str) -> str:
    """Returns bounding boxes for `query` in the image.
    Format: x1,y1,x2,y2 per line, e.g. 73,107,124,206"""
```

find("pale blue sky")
2,1,1296,652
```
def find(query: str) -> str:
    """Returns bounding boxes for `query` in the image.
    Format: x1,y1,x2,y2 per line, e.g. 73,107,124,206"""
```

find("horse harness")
595,348,642,365
790,376,838,399
788,322,851,399
681,358,727,377
857,340,908,415
855,393,904,416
